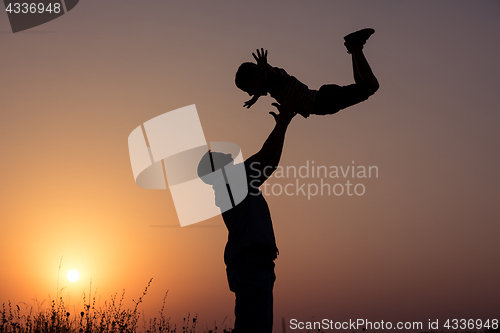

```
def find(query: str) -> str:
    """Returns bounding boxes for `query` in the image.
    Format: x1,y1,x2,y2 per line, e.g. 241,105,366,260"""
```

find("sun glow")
67,270,80,282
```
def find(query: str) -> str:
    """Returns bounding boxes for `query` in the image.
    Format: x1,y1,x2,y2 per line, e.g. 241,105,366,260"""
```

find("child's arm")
243,95,260,109
242,49,277,109
253,48,277,77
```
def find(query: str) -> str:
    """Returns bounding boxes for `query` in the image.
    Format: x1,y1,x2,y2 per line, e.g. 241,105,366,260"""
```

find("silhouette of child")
235,28,380,118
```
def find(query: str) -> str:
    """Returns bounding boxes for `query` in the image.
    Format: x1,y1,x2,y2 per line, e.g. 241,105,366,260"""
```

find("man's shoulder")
243,155,258,175
243,155,264,196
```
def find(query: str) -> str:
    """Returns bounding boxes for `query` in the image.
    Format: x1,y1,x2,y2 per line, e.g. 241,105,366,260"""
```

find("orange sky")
1,1,499,331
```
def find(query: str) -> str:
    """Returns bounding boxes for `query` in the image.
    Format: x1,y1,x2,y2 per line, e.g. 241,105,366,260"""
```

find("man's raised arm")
248,101,297,188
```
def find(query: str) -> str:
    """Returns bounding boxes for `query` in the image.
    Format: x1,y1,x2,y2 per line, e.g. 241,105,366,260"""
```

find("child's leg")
312,49,379,116
345,28,379,93
351,47,379,94
351,53,363,84
310,29,380,116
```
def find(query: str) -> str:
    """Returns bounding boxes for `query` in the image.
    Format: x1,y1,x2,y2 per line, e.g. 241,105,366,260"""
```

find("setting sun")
67,270,80,282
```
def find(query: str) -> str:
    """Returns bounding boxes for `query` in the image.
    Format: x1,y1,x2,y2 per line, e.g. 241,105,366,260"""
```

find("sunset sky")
1,1,499,331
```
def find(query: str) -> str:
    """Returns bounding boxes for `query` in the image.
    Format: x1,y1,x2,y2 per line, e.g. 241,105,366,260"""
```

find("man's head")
197,151,234,185
235,62,267,96
198,151,235,208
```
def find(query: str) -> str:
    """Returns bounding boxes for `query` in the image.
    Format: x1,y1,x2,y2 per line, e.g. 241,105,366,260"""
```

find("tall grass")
0,278,231,333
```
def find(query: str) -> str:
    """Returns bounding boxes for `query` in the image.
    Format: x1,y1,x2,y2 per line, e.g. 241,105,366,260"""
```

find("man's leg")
230,253,275,333
233,271,274,333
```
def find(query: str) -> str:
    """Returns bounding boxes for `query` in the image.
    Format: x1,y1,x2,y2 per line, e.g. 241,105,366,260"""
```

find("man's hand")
243,95,260,109
269,99,298,123
252,48,268,68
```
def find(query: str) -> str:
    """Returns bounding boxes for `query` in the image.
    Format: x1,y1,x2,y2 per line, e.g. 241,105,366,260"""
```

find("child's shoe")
344,28,375,53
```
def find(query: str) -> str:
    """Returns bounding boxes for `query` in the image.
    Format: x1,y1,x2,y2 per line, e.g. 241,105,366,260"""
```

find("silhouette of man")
198,100,297,333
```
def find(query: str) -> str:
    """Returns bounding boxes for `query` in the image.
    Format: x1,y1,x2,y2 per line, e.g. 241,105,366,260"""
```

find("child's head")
235,62,267,96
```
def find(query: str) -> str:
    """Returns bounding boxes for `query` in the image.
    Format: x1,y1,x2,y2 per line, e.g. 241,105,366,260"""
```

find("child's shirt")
268,67,317,118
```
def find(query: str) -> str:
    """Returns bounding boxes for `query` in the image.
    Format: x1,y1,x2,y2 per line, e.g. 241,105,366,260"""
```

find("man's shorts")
226,246,276,293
